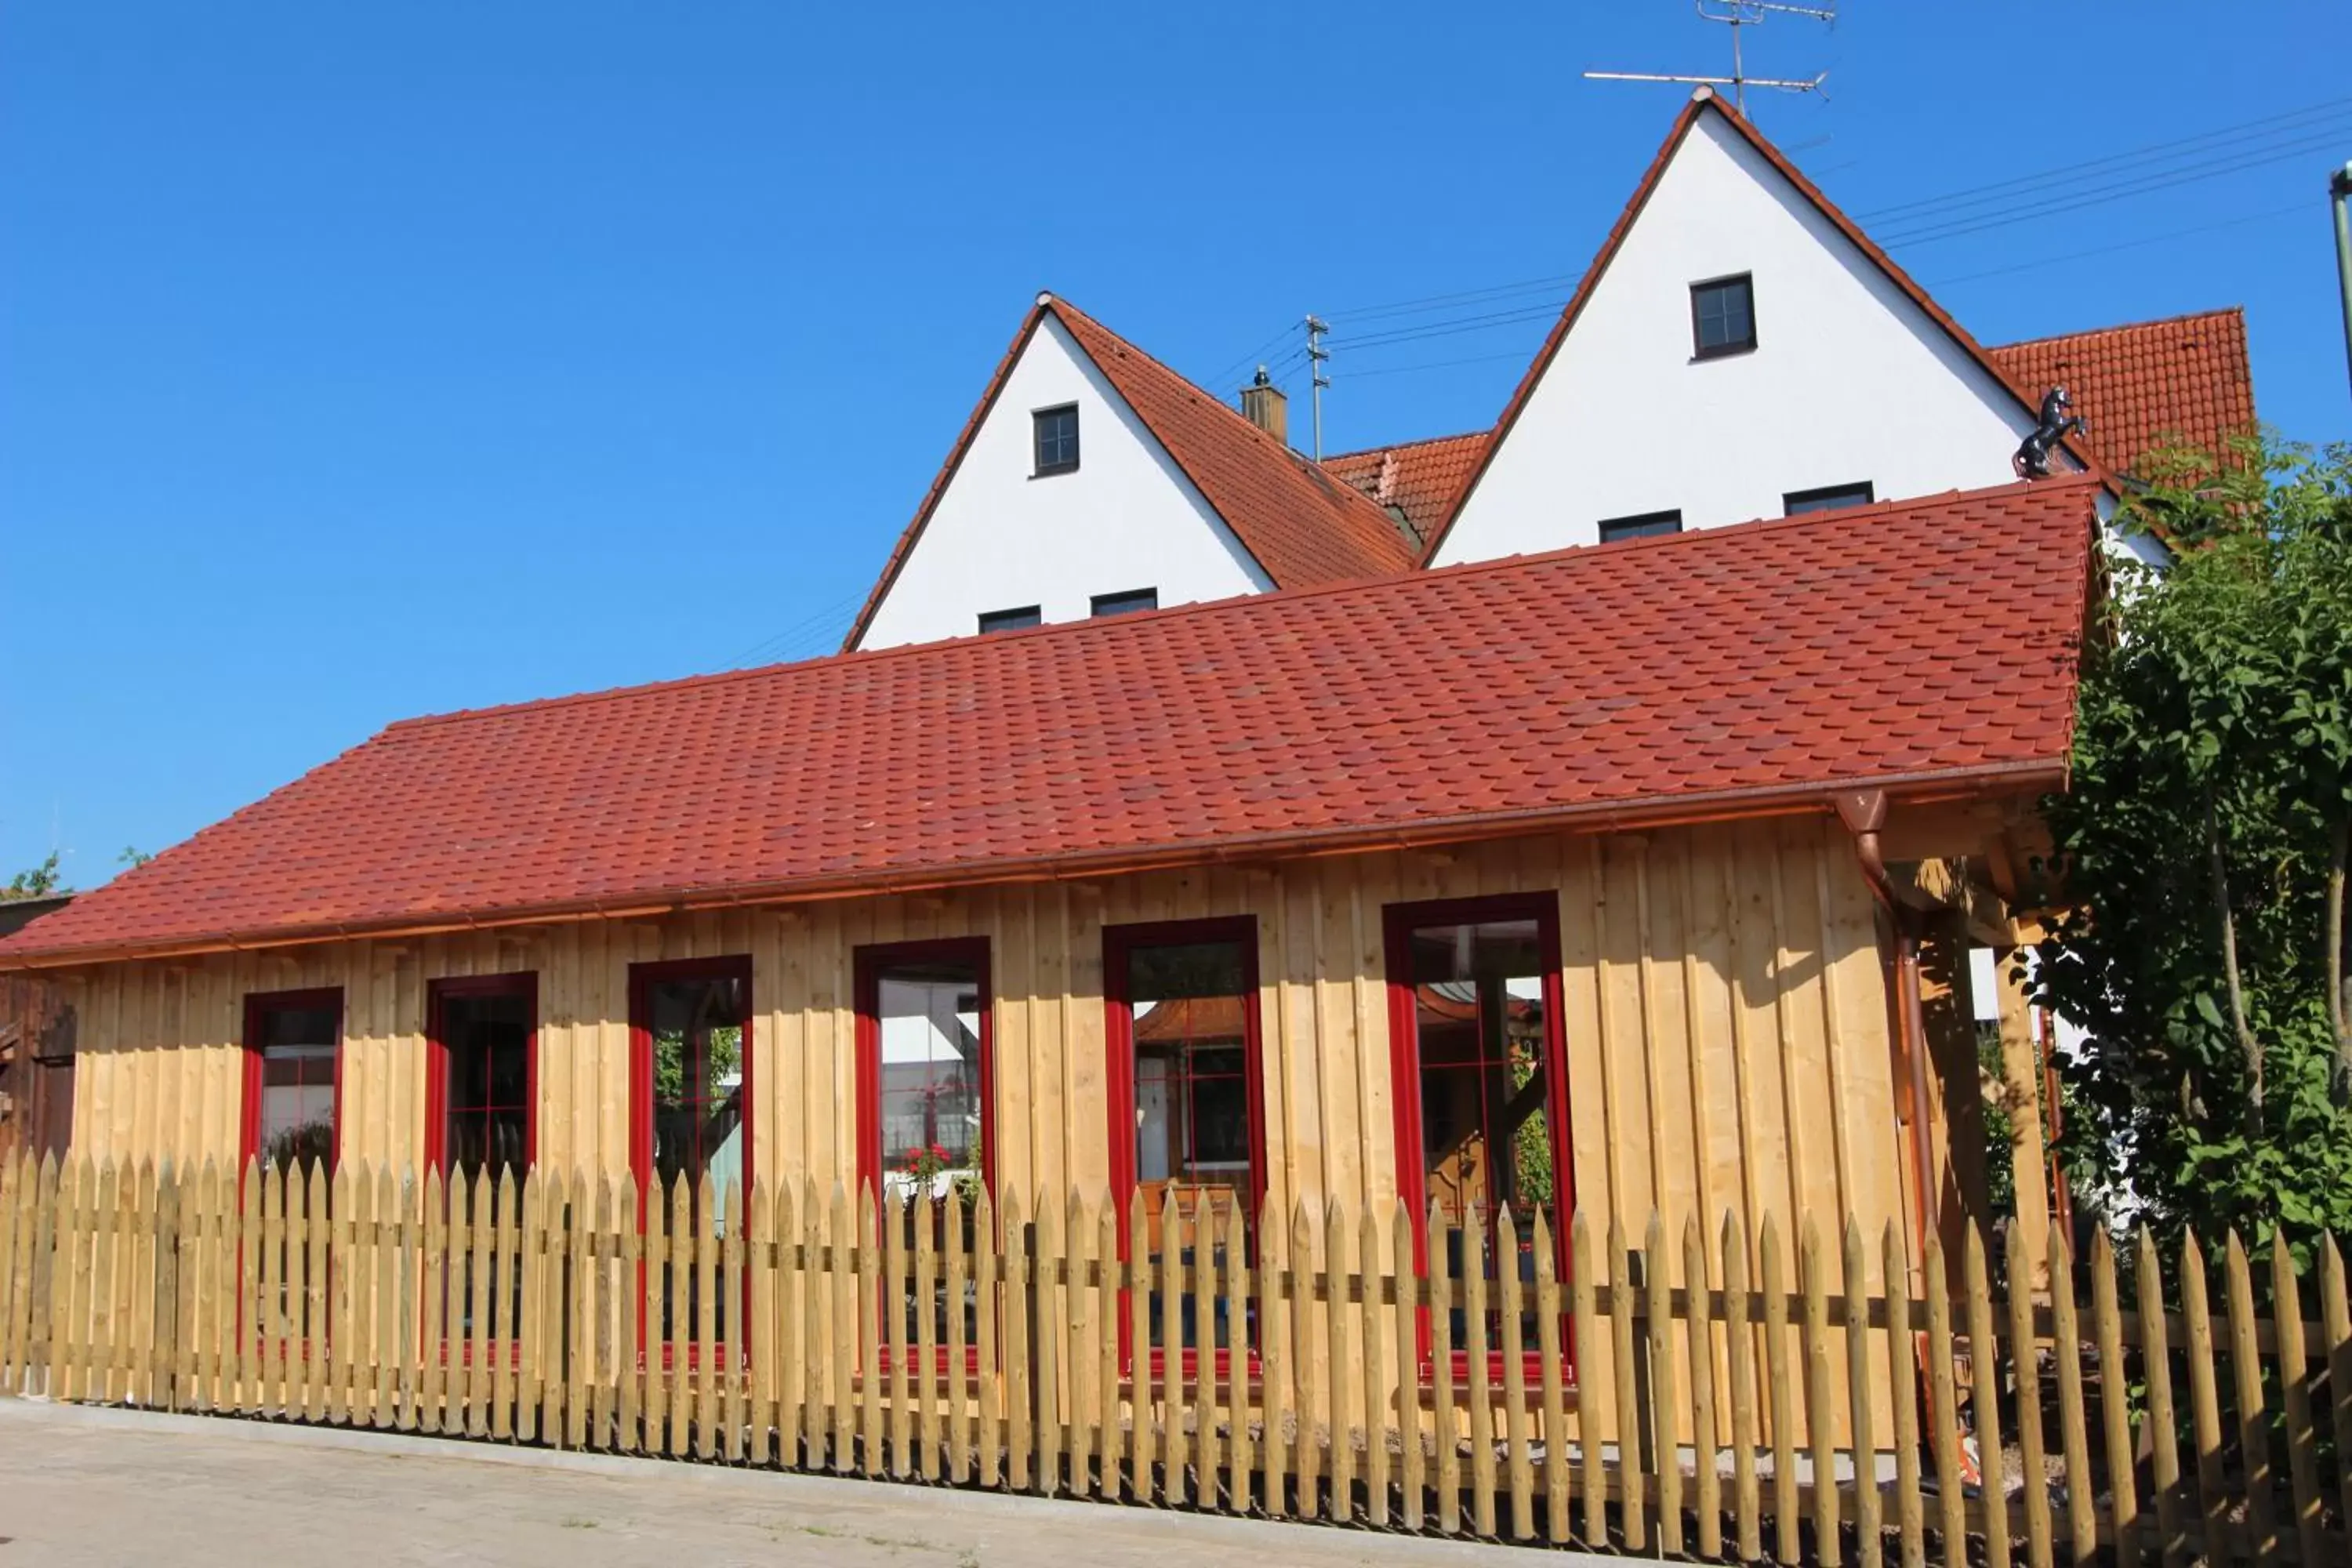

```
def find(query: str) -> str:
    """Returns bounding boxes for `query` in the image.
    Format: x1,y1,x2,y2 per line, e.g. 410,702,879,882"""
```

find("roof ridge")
1319,428,1494,465
388,474,2102,735
1045,296,1404,504
1991,304,2245,352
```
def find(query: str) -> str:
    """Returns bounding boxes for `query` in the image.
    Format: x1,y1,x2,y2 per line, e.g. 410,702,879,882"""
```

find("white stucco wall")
1436,111,2078,565
854,314,1276,650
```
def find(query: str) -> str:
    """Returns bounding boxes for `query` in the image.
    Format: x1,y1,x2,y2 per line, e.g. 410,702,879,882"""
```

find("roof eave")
0,757,2067,973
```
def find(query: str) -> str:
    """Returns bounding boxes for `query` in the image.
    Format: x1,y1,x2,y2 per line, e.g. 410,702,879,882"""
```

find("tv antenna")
1585,1,1835,114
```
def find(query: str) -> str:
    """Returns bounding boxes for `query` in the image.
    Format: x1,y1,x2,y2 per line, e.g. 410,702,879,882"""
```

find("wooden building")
0,481,2098,1330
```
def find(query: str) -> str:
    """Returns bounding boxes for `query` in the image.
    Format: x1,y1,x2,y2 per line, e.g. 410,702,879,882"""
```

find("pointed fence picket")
9,1146,2352,1564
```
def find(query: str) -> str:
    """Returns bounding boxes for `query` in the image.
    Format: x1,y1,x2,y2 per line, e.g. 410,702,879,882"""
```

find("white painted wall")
1437,111,2079,565
854,314,1276,650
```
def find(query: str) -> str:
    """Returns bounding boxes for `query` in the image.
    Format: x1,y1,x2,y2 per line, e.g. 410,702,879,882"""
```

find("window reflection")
877,960,982,1201
256,1002,339,1173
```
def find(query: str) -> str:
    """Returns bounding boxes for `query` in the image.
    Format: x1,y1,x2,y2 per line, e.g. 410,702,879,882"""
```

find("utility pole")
2333,161,2352,403
1585,0,1834,114
1305,314,1331,459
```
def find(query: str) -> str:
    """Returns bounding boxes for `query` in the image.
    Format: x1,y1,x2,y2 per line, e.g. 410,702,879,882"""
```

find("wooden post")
1992,949,2053,1287
936,1185,962,1484
1842,1218,1882,1563
1924,1233,1965,1568
2049,1226,2094,1566
1725,1214,1763,1564
2318,1235,2352,1568
1432,1201,1459,1534
1226,1200,1253,1513
1537,1207,1569,1546
2270,1230,2323,1568
1127,1188,1154,1505
1882,1221,1923,1568
974,1186,1000,1489
887,1192,913,1479
2005,1223,2053,1568
620,1172,643,1456
1965,1225,2011,1568
2223,1231,2278,1567
914,1185,938,1483
2181,1232,2227,1568
858,1182,883,1480
1688,1215,1724,1560
1501,1206,1534,1541
1611,1215,1646,1552
778,1178,804,1470
1646,1211,1681,1555
1159,1189,1185,1507
1799,1217,1840,1568
2091,1231,2137,1567
2136,1226,2185,1568
1034,1190,1061,1498
1003,1186,1030,1492
1328,1198,1357,1525
1572,1211,1603,1548
1763,1214,1799,1566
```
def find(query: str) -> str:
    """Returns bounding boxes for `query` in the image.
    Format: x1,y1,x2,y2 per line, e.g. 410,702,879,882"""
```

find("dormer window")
1598,510,1682,544
978,605,1042,635
1090,588,1157,618
1784,481,1875,515
1690,274,1756,359
1033,405,1080,476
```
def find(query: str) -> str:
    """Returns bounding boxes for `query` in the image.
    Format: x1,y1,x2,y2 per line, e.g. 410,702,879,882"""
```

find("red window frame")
627,955,756,1367
1383,892,1573,1379
854,938,993,1204
423,972,539,1179
627,955,756,1218
1103,916,1265,1379
240,986,345,1176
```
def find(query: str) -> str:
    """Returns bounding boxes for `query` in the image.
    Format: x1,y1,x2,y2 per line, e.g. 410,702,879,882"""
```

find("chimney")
1239,365,1288,446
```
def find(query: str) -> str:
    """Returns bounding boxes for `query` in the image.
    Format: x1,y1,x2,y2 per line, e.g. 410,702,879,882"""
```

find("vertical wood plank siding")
60,817,1903,1374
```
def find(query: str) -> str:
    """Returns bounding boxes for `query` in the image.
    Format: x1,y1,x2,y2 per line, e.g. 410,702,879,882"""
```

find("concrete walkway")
0,1399,1612,1566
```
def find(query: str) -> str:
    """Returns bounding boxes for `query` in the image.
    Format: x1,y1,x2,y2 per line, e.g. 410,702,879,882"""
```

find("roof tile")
1,478,2099,966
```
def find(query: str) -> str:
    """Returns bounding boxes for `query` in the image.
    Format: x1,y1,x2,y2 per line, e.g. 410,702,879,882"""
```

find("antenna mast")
1585,0,1835,114
1304,314,1331,459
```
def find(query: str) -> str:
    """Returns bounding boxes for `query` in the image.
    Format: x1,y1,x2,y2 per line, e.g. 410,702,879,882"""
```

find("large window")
241,989,343,1173
426,974,535,1185
1690,273,1756,358
630,957,752,1208
1106,918,1261,1362
1386,895,1569,1365
1033,404,1080,476
857,939,990,1202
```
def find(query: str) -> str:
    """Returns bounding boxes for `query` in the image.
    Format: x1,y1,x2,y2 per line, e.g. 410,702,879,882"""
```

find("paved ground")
0,1400,1595,1567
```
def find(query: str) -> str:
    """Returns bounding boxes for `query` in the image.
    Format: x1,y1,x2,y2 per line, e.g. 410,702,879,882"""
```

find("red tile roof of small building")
1318,430,1491,547
1987,308,2255,477
841,296,1416,651
0,478,2100,967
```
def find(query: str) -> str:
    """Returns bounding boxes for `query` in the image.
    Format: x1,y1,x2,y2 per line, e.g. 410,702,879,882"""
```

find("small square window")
1783,481,1875,516
1089,588,1157,618
1597,510,1683,544
977,605,1042,635
1033,405,1080,476
1690,274,1756,358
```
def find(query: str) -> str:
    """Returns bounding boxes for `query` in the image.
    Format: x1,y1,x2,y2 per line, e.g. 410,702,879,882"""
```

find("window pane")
647,974,747,1219
256,1003,338,1172
1126,935,1254,1352
1407,916,1555,1357
441,989,531,1185
877,960,983,1200
1694,277,1754,354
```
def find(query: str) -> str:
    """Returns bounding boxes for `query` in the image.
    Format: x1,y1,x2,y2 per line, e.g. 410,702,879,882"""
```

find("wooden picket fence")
2,1150,2350,1566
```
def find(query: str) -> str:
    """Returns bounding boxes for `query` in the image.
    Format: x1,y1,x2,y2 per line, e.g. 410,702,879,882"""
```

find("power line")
1341,348,1544,381
1878,128,2347,249
1922,200,2308,289
726,589,868,668
1854,94,2352,223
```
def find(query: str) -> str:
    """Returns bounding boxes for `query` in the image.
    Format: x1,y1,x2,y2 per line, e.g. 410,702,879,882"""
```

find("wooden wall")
60,812,1907,1301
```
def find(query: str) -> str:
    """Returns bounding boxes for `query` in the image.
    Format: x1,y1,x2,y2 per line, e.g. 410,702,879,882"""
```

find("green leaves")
2036,434,2352,1251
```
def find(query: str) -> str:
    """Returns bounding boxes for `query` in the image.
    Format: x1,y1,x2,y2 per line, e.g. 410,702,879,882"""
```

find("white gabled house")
845,297,1415,652
850,89,2255,647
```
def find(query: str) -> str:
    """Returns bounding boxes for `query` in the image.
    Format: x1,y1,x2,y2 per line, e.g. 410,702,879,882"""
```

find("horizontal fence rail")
2,1151,2350,1564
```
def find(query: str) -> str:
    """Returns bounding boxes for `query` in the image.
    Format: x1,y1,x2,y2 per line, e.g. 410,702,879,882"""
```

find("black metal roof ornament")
2014,387,2088,480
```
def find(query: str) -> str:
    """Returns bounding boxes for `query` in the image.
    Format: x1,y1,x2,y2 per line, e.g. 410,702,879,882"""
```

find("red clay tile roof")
0,478,2098,967
1987,308,2254,477
1318,430,1491,547
842,296,1417,652
1419,89,2103,566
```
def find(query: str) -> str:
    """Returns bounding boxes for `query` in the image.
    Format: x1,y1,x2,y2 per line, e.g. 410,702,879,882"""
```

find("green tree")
2,852,65,901
2034,435,2352,1254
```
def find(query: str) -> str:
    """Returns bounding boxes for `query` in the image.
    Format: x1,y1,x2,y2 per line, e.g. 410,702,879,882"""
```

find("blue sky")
3,1,2344,891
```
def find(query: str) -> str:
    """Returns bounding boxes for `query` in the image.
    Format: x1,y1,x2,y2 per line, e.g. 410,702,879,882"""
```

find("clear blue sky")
4,2,2345,891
